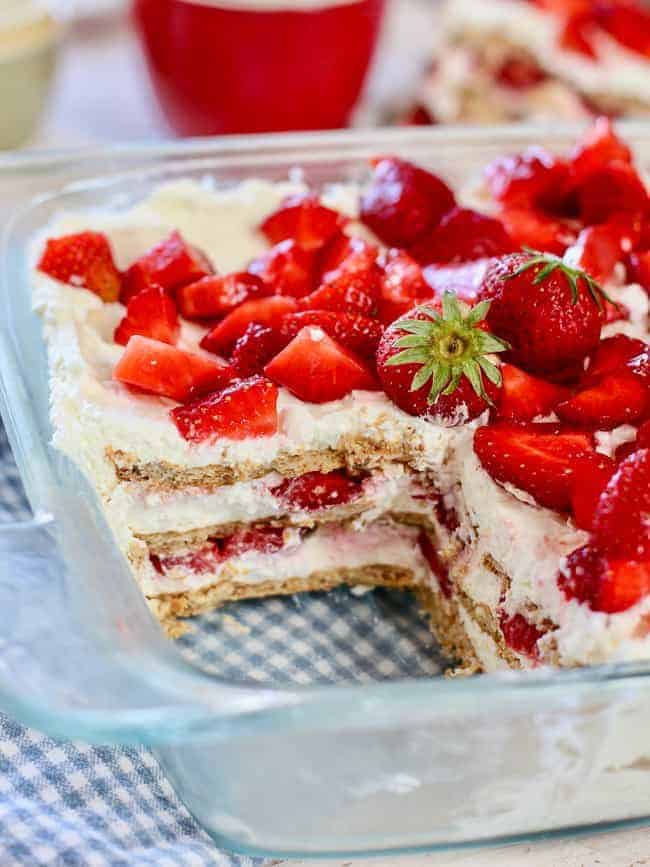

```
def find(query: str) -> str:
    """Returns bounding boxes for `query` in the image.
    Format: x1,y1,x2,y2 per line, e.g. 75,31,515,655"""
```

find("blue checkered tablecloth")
0,424,443,865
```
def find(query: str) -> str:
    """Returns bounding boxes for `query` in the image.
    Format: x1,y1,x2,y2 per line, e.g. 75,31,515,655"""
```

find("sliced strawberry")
318,236,379,284
220,526,285,558
378,248,433,324
259,194,346,251
577,161,649,226
596,4,650,59
628,250,650,293
418,530,452,598
38,231,122,302
360,156,456,247
574,221,631,284
569,451,617,531
298,267,380,317
498,207,577,256
176,272,269,320
200,296,298,357
558,543,607,607
264,326,377,403
151,543,223,576
497,364,570,422
582,335,646,386
495,55,548,89
271,470,363,511
484,148,570,211
559,12,598,58
592,448,650,560
230,323,290,377
423,259,492,304
114,286,180,346
616,419,650,461
121,231,212,302
569,117,632,185
171,375,278,442
280,311,383,358
473,422,594,512
410,208,515,266
248,239,318,298
560,544,650,614
113,335,234,403
499,611,544,659
556,351,650,429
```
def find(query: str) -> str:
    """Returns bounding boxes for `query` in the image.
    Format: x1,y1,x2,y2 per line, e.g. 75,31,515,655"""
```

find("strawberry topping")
176,272,269,320
298,265,380,317
559,544,650,615
410,207,515,266
484,148,570,211
378,248,433,325
121,231,212,302
114,285,180,346
280,310,384,359
230,323,290,377
569,451,617,531
497,364,570,422
248,239,318,297
260,194,346,251
38,231,122,302
200,296,298,357
592,448,650,560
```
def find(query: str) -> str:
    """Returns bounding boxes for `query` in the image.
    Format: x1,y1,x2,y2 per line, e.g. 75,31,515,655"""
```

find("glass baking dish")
2,124,650,859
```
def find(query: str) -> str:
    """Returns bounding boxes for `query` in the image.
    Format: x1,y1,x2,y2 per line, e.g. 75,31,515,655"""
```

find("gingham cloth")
0,424,443,865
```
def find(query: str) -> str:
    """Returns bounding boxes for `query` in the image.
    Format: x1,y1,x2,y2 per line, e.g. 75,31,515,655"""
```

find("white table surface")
21,6,650,865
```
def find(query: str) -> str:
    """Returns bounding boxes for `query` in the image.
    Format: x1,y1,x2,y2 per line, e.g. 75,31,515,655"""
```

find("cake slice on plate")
33,119,649,671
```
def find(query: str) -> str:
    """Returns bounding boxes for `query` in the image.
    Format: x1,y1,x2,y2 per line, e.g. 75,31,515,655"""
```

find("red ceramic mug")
132,0,386,136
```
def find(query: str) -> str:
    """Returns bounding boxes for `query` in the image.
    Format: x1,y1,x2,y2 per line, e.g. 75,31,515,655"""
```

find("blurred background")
2,0,650,151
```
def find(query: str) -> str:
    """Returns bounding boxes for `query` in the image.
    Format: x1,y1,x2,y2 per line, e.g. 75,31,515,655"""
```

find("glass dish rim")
2,120,650,746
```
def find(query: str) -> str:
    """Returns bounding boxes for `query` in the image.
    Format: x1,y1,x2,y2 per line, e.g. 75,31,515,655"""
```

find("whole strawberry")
481,250,607,376
376,292,509,425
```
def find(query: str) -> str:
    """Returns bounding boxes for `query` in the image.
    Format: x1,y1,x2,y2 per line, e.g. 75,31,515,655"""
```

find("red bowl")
132,0,386,136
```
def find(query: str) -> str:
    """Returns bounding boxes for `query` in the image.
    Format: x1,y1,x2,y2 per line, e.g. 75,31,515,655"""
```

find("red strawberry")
596,3,650,58
573,218,639,284
259,194,346,251
569,117,632,185
481,251,605,376
360,156,456,247
556,349,650,429
114,286,180,346
473,422,594,511
499,611,544,659
569,451,617,531
176,272,269,320
230,323,290,376
38,231,122,302
298,267,380,317
121,231,212,302
498,207,577,256
495,56,548,88
559,544,650,614
200,296,298,356
423,259,493,304
113,335,234,403
271,470,363,511
280,311,383,358
577,161,649,225
378,248,433,324
498,364,570,422
628,250,650,292
617,419,650,461
220,526,285,558
418,530,452,598
171,375,278,442
559,12,597,58
484,147,570,211
264,326,377,403
150,543,223,577
410,208,515,266
592,448,650,560
582,334,646,386
558,544,607,607
318,235,379,283
248,240,318,298
376,294,507,426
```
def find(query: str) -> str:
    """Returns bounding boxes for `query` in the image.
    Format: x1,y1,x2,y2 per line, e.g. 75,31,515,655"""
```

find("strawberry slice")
260,194,346,251
248,239,318,298
171,375,278,442
497,364,570,422
484,148,570,211
280,310,383,358
495,55,548,88
498,207,577,256
220,526,285,558
271,470,363,511
264,326,377,403
200,296,298,357
360,156,456,247
498,611,544,659
230,323,290,376
176,272,269,320
569,451,616,531
473,422,594,512
378,249,433,325
423,258,492,304
558,543,650,614
318,235,378,282
121,231,213,302
410,208,515,266
628,249,650,293
114,286,180,346
418,530,452,598
298,267,380,317
596,4,650,59
556,350,650,429
114,335,234,403
573,220,637,284
569,117,632,185
592,448,650,560
582,335,646,386
559,12,598,58
38,231,122,302
577,161,649,226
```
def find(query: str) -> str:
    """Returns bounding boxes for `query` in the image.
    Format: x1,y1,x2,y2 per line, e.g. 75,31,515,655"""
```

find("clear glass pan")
2,124,650,858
